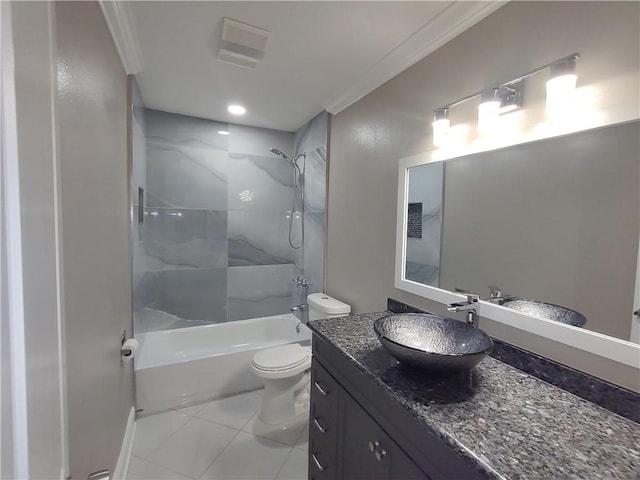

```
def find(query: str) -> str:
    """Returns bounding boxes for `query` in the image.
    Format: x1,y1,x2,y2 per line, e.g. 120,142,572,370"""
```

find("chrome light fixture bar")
431,53,579,145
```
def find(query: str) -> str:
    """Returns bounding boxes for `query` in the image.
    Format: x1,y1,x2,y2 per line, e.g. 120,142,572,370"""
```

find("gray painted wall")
55,2,134,477
7,2,66,476
327,1,640,391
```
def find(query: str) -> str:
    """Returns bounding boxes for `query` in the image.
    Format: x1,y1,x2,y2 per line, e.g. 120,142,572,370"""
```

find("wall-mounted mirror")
396,120,640,368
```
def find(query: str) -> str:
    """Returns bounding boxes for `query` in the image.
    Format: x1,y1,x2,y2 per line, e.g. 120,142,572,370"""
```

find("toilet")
251,293,351,425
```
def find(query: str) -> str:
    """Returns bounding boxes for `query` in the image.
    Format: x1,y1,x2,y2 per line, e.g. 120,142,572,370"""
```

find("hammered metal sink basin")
498,298,587,327
373,313,493,372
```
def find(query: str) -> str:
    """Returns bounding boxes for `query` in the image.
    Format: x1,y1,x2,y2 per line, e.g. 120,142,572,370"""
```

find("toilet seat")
252,344,311,379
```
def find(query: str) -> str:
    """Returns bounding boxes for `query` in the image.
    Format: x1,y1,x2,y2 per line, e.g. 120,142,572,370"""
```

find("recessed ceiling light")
228,105,246,115
217,130,230,136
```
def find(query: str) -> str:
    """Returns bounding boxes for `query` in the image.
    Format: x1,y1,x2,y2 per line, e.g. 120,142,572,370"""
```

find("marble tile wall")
132,79,147,319
294,111,328,296
134,108,319,332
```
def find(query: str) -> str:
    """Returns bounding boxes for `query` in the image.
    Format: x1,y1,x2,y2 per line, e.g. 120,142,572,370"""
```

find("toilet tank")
307,293,351,321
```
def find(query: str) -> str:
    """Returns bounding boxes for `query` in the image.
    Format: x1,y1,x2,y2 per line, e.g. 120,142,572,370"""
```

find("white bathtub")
135,313,311,415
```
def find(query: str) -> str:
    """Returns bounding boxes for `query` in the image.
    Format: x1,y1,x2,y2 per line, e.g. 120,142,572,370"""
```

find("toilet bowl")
252,343,311,425
251,293,351,425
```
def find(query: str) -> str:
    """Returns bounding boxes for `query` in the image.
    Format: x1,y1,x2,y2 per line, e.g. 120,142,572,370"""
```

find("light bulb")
478,89,500,136
546,74,577,118
432,108,450,147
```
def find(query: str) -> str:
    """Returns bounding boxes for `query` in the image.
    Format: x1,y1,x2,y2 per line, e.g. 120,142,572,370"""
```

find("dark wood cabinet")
309,358,429,480
309,334,488,480
309,360,340,479
340,390,427,479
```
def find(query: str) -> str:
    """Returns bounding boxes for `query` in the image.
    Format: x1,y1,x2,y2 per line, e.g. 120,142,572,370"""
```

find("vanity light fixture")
431,53,579,147
546,55,579,117
227,104,246,115
477,88,500,136
432,108,450,147
498,80,524,114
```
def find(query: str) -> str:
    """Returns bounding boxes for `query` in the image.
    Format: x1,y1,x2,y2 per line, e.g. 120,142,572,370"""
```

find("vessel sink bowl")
373,313,493,372
498,298,586,327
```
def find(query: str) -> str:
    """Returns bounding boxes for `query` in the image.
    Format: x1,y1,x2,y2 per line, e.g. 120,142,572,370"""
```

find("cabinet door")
340,392,428,480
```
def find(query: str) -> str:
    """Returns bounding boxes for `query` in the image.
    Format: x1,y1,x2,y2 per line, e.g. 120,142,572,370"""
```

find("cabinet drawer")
311,359,339,411
309,437,335,480
310,400,335,443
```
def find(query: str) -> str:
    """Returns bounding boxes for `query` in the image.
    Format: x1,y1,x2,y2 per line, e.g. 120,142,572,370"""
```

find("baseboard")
112,406,136,480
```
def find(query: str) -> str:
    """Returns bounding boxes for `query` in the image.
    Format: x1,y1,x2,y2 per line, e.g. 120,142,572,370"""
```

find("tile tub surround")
136,109,319,332
387,298,640,424
309,313,640,480
293,111,328,296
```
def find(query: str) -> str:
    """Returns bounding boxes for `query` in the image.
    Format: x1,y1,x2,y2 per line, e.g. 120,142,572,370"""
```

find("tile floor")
127,390,309,480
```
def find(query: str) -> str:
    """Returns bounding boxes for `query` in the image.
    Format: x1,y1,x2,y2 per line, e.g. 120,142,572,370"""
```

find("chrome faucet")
447,293,480,327
293,276,310,289
291,304,305,312
489,286,503,300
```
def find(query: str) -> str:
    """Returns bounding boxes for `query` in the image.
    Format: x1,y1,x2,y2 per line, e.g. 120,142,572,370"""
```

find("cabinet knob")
314,381,328,396
375,448,387,462
312,453,326,472
368,440,380,452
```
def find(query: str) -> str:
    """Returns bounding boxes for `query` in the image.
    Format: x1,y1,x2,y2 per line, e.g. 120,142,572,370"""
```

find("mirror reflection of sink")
497,298,587,327
373,313,493,373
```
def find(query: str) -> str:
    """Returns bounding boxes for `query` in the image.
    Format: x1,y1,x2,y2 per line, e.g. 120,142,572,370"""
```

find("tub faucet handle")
489,286,503,299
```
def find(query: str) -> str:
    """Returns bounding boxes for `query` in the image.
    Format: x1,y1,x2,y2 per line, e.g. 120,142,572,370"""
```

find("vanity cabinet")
340,388,427,479
309,334,488,480
309,359,428,480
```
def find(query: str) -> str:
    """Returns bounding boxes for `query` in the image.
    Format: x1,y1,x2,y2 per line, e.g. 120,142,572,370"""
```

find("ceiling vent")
217,17,271,69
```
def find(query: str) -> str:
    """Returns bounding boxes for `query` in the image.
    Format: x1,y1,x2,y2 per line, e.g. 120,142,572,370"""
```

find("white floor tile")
294,423,308,451
176,402,209,417
200,431,292,480
276,448,308,480
133,411,192,459
147,417,239,479
194,391,262,429
242,413,307,446
127,455,192,480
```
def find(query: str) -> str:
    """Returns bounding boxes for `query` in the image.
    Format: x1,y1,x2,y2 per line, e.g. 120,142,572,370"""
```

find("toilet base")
258,371,310,425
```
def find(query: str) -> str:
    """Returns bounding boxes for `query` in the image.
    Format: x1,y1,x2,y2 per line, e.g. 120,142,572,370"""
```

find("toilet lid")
253,344,310,371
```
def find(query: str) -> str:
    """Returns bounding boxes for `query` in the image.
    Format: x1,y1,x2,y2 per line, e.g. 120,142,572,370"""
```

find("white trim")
46,2,69,475
325,1,506,115
112,407,135,480
631,234,640,344
99,1,143,75
1,2,30,475
395,121,640,371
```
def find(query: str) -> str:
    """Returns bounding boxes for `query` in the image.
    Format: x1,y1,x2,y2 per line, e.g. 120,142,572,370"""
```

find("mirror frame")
395,128,640,370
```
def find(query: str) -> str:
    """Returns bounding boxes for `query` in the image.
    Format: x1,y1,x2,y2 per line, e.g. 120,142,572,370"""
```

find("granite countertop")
309,312,640,480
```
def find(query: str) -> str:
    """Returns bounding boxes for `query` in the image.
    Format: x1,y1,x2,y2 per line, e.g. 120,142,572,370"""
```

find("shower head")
269,147,301,172
268,147,291,162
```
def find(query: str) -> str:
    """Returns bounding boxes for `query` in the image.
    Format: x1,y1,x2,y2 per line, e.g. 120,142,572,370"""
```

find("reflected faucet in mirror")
448,293,480,327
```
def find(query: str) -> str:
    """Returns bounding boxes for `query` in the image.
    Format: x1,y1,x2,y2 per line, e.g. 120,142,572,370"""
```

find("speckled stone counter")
309,312,640,480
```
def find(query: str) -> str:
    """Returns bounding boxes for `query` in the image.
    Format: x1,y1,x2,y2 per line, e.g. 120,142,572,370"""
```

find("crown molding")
324,1,507,115
99,1,143,74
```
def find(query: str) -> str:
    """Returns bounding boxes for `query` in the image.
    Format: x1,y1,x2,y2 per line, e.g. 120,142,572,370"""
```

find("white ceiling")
128,1,503,132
